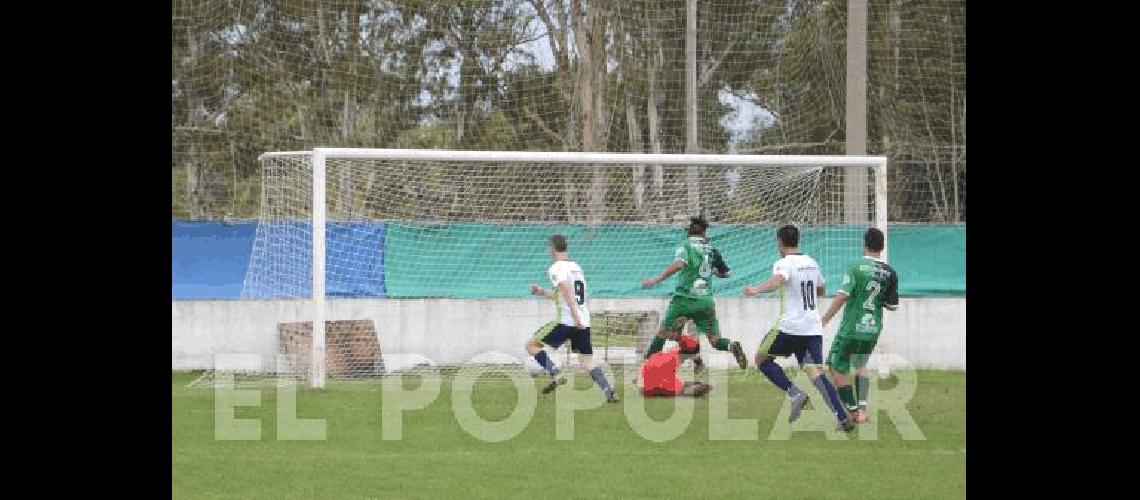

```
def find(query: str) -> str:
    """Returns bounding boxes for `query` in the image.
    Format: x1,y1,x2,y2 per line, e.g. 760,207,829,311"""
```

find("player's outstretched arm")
743,274,785,296
820,292,848,327
642,260,685,288
529,284,552,298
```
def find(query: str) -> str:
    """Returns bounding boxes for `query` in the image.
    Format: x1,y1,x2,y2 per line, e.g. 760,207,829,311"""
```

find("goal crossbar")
261,148,888,168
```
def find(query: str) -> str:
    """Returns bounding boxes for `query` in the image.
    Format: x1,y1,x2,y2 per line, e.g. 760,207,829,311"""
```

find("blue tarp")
171,221,256,299
172,221,386,299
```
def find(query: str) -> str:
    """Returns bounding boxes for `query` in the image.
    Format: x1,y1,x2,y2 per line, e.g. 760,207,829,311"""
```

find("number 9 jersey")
549,260,590,327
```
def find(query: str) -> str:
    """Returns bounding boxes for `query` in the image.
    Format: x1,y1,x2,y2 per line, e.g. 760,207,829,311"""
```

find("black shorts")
759,330,824,366
541,324,593,355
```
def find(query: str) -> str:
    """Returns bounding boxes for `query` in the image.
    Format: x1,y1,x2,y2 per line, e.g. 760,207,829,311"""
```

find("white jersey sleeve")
773,259,791,281
548,263,572,286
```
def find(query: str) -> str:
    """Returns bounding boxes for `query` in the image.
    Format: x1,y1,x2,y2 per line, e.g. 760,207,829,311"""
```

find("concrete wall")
172,297,965,372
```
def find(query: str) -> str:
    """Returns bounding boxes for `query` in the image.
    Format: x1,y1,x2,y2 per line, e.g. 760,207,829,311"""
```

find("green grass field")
172,369,965,499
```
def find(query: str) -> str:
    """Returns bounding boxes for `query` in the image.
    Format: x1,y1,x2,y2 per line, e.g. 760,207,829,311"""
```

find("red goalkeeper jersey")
640,350,683,396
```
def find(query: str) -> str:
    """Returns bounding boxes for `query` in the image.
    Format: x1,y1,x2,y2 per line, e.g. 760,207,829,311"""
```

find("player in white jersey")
526,235,618,402
743,225,854,432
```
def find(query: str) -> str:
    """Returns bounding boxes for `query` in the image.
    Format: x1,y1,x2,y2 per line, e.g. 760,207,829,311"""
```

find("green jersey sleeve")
674,245,688,263
840,265,857,296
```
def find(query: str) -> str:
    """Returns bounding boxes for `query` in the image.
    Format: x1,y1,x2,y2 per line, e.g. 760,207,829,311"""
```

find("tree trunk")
186,153,203,219
946,18,960,222
647,43,664,218
891,1,900,95
529,0,577,219
295,98,309,143
627,101,644,211
184,25,203,219
340,91,355,217
573,0,607,224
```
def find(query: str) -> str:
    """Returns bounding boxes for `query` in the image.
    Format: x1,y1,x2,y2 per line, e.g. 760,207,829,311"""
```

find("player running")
641,216,748,370
526,234,619,403
745,225,854,432
820,227,899,423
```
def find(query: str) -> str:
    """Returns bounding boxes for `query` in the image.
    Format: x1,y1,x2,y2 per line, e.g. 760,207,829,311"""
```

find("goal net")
195,149,886,388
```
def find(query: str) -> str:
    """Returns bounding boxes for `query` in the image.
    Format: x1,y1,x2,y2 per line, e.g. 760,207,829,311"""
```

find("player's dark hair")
777,225,799,247
864,227,885,252
688,216,709,236
549,234,568,252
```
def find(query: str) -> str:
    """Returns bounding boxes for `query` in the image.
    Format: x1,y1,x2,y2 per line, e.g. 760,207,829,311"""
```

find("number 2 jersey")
773,253,825,336
837,256,899,341
549,260,591,327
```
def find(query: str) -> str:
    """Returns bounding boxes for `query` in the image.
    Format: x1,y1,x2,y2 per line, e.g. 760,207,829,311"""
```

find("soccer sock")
588,367,613,395
646,336,666,357
856,375,870,409
838,385,858,412
713,337,732,351
533,350,558,376
812,375,848,422
758,359,794,392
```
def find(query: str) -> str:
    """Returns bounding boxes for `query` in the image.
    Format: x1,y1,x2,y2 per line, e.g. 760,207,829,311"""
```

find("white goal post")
251,148,888,389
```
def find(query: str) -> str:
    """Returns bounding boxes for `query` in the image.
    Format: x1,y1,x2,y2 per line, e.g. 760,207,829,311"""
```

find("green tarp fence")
383,223,964,298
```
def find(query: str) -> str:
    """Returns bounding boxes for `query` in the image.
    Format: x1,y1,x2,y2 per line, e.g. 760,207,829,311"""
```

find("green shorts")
661,296,719,336
826,334,878,373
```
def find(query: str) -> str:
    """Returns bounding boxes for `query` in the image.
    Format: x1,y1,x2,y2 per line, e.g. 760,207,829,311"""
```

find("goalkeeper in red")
641,216,748,370
638,334,712,398
820,228,899,423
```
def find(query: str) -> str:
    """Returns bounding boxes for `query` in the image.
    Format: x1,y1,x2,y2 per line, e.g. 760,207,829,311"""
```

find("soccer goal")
211,148,888,389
